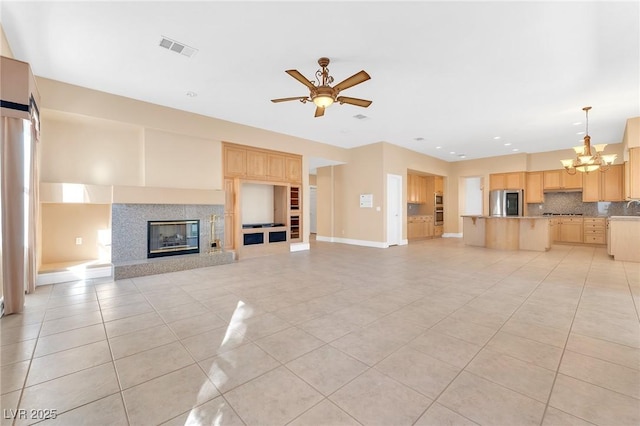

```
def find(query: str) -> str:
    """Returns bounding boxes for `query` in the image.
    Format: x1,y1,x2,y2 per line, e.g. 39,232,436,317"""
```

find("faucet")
626,199,640,208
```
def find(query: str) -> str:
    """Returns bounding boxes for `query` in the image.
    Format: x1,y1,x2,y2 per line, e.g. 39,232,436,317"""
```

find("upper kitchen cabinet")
582,164,625,202
434,176,444,194
525,172,544,203
407,173,427,204
627,147,640,199
543,169,582,191
489,172,525,190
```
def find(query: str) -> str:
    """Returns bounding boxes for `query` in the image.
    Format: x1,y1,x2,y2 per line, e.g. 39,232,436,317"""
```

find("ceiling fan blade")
333,70,371,92
336,96,372,108
271,96,309,103
314,106,325,117
285,70,316,90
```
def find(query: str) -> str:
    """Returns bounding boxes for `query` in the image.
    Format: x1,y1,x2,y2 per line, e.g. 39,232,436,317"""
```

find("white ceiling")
2,1,639,162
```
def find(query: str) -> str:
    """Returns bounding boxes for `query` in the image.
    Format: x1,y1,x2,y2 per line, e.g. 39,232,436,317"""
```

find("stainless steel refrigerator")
489,189,524,216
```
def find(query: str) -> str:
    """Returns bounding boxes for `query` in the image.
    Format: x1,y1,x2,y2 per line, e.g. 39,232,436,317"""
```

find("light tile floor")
2,239,639,425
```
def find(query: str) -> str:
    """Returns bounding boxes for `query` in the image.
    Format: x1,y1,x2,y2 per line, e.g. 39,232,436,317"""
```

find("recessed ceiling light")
576,131,585,135
512,148,519,152
186,91,197,97
573,122,582,126
435,146,442,149
449,151,455,155
458,154,466,158
493,136,501,140
504,143,512,146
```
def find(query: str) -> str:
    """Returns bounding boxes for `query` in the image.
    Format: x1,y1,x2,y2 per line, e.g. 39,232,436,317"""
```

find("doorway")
464,177,483,215
386,174,403,246
309,185,317,235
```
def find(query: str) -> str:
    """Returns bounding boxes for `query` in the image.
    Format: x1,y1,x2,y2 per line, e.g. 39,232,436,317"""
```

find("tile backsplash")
527,192,640,217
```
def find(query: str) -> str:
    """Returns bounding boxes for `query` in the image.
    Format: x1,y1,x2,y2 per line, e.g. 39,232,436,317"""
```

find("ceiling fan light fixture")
313,94,335,108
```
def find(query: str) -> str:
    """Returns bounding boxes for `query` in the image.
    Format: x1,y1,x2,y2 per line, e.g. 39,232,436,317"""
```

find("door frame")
386,174,403,246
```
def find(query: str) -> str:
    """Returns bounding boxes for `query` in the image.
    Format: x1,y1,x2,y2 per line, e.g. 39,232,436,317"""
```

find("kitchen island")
462,216,551,251
608,216,640,262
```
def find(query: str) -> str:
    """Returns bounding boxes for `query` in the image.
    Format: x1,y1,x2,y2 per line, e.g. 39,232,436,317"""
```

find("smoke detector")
159,36,198,58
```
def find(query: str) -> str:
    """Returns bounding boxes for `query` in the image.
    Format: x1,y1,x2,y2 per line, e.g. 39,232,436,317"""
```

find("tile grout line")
538,246,594,426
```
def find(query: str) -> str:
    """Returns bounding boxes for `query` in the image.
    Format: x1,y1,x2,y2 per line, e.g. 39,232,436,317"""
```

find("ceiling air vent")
353,114,368,120
159,36,198,58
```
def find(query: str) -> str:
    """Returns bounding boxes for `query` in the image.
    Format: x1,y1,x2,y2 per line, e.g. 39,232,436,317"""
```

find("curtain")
1,116,26,314
26,117,39,294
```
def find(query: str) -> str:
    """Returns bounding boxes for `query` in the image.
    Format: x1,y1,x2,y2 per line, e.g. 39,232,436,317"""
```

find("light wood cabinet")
267,154,285,181
549,218,560,242
583,218,606,245
407,215,434,240
246,150,267,179
543,169,583,191
222,142,303,250
490,172,525,190
582,164,625,202
526,172,544,203
434,176,444,193
558,217,583,243
627,147,640,199
223,142,302,184
407,174,427,204
223,178,235,249
434,225,443,237
285,156,302,183
224,145,246,177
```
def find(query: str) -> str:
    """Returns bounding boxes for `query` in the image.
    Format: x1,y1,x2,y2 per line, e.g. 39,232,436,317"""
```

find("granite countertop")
461,215,550,219
609,216,640,221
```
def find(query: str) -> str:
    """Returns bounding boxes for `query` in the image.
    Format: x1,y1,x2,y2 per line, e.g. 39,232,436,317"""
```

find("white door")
386,174,403,246
309,186,317,233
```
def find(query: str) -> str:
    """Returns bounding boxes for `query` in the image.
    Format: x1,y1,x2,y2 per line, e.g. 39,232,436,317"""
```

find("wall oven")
435,193,443,207
435,208,444,225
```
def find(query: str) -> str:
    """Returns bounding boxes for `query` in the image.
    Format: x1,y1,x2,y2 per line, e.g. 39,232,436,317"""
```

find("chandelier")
561,106,617,174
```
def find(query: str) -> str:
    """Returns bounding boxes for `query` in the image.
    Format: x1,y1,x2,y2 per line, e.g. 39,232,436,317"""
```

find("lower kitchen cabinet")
408,215,434,240
550,217,606,245
559,219,583,243
583,218,606,244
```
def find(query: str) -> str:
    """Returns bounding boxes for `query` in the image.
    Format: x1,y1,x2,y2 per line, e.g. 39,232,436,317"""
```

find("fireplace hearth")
147,220,200,258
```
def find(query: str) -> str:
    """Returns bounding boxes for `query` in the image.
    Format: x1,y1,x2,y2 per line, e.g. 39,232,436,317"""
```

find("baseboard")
443,233,463,238
290,242,310,252
315,236,392,248
36,265,113,286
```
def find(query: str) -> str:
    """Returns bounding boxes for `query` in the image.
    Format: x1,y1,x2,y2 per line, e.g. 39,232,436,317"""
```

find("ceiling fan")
271,57,372,117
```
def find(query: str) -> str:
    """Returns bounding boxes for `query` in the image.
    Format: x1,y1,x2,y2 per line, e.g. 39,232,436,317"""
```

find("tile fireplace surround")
111,204,233,279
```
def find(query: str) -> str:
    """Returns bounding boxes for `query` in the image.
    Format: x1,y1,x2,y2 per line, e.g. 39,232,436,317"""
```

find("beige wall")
144,128,222,190
32,75,635,249
623,117,640,150
41,203,111,265
41,111,144,185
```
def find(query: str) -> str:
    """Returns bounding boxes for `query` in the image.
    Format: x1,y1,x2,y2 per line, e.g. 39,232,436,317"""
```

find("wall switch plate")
75,237,82,245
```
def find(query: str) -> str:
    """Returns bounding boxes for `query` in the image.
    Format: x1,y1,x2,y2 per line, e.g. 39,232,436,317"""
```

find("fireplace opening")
147,220,200,258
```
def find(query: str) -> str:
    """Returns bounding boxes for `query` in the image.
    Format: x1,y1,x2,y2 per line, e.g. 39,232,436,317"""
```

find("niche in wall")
40,203,112,268
240,183,287,226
